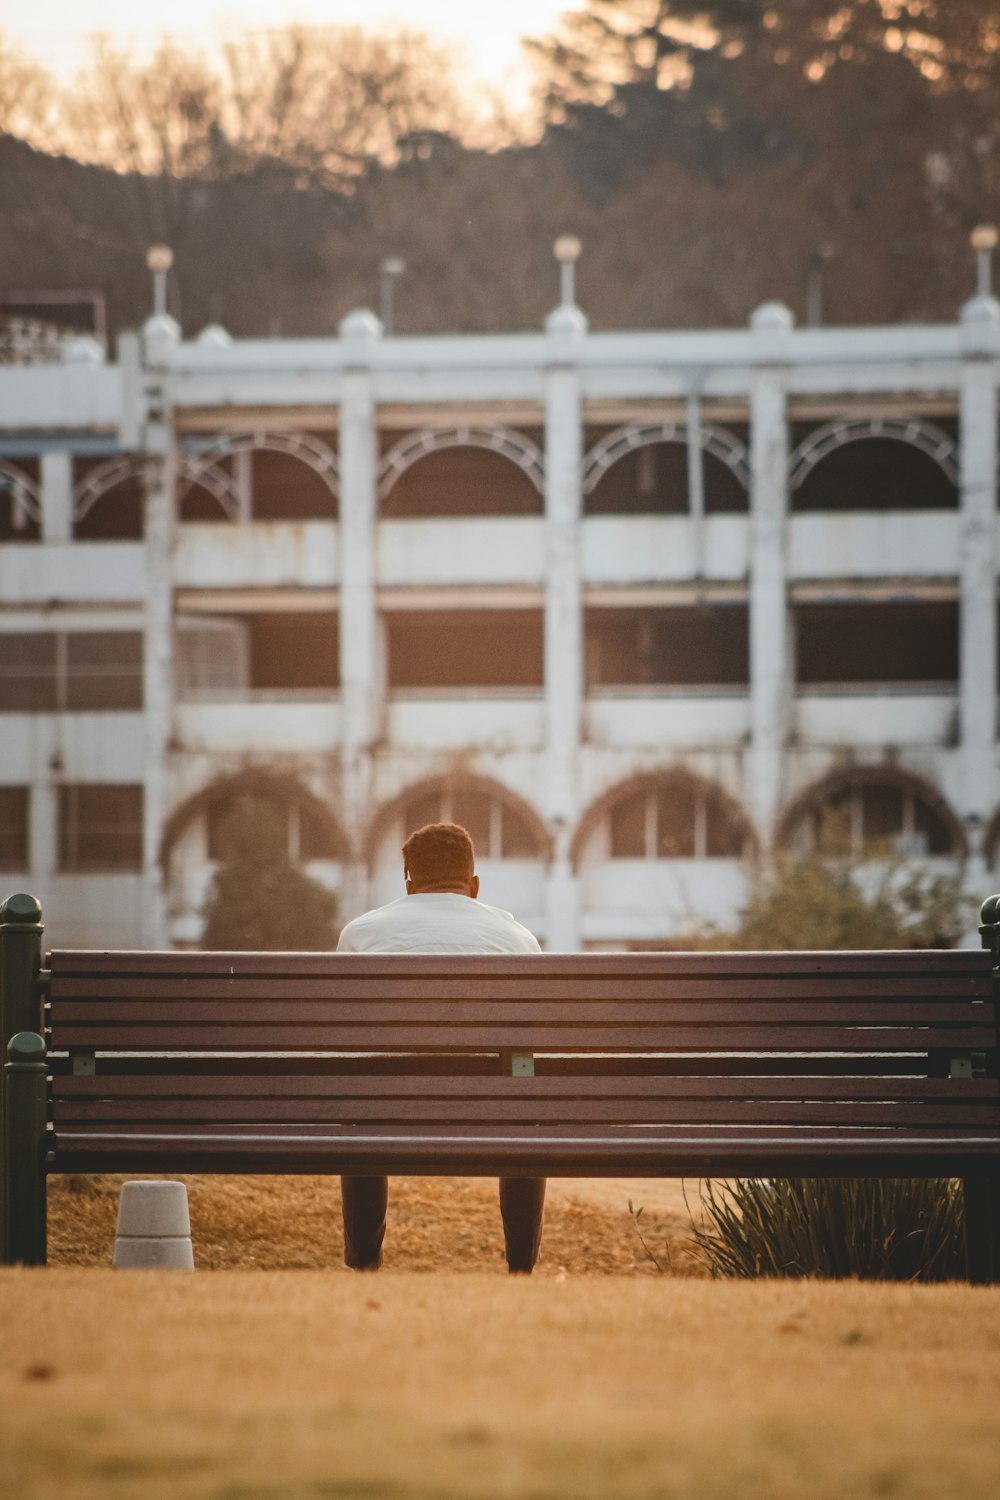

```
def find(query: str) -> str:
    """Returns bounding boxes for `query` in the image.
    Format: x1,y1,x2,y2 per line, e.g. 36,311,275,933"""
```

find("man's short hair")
403,822,475,889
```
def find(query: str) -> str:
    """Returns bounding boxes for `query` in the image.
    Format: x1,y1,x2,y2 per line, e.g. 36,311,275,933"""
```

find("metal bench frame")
2,890,998,1279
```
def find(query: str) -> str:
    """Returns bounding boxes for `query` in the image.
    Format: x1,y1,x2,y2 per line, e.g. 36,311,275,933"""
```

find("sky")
5,0,570,105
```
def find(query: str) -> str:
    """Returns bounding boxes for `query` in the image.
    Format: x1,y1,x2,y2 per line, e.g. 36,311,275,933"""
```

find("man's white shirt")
336,893,541,955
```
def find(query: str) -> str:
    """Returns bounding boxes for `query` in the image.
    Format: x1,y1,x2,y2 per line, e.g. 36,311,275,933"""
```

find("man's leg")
341,1175,388,1269
499,1177,546,1272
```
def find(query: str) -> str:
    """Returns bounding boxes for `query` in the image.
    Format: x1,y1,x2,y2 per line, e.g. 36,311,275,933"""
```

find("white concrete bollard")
112,1180,195,1270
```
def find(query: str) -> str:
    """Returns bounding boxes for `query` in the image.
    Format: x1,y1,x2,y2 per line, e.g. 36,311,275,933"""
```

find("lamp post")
146,245,173,319
554,234,582,308
806,243,835,328
379,256,405,335
971,224,998,298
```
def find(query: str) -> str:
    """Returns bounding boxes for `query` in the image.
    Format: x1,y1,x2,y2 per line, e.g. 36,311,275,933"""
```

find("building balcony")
39,874,145,948
0,542,146,604
579,859,749,944
789,512,958,580
385,691,545,751
378,518,546,589
582,516,749,586
585,688,751,748
174,693,342,755
174,521,339,591
793,686,958,746
0,713,145,781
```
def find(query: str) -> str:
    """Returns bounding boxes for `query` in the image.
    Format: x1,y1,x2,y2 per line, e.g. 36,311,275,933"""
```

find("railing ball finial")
0,894,43,927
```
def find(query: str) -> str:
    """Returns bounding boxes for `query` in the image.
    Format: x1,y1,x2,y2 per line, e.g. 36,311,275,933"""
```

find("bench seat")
1,906,998,1277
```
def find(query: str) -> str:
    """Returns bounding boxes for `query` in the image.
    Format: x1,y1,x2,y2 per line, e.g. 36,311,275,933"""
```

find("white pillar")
141,441,175,948
542,305,586,950
29,783,58,887
39,451,73,543
958,296,1000,822
139,312,181,948
747,303,794,847
337,311,382,922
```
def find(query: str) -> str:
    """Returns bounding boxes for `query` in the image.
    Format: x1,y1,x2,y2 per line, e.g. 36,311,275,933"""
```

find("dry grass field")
0,1175,996,1500
3,1270,999,1500
45,1172,704,1275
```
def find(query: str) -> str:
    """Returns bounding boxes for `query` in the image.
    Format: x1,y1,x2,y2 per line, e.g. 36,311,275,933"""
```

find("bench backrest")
46,948,1000,1138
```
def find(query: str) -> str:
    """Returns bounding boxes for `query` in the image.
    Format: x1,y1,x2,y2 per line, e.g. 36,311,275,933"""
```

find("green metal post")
0,894,44,1258
965,895,1000,1282
3,1032,47,1266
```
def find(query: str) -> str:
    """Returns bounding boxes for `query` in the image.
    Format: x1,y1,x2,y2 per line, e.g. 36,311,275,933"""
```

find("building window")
791,782,957,859
607,781,746,859
387,611,544,690
795,603,958,686
0,787,29,868
399,785,539,860
586,606,749,688
0,632,143,711
59,785,143,871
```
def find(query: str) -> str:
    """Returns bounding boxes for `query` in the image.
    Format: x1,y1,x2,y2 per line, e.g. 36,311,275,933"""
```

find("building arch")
365,773,552,867
582,421,751,496
789,416,959,491
73,454,153,523
776,765,965,859
572,768,755,869
378,427,545,503
0,459,42,526
160,767,349,870
179,431,339,521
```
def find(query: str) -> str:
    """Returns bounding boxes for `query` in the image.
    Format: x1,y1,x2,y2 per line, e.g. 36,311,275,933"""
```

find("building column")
542,305,586,950
39,451,73,544
958,296,1000,828
28,784,58,890
337,311,382,922
139,313,180,947
747,304,794,847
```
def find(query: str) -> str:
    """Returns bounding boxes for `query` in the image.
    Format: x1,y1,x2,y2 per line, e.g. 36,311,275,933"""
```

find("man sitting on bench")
336,821,545,1273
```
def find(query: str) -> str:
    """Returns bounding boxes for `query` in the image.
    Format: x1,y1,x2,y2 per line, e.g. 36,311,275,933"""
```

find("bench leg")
2,1032,47,1266
963,1175,1000,1285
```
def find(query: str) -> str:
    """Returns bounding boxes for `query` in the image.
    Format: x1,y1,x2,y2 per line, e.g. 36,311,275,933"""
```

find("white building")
1,281,998,950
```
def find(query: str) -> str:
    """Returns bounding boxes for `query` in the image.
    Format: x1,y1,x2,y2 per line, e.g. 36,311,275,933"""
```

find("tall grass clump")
691,1178,966,1281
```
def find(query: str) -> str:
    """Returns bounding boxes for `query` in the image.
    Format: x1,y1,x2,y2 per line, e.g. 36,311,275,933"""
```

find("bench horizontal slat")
49,976,993,1002
48,1124,1000,1179
47,1000,995,1025
48,949,993,977
43,1051,981,1079
52,1074,1000,1100
49,1025,998,1050
51,1098,1000,1127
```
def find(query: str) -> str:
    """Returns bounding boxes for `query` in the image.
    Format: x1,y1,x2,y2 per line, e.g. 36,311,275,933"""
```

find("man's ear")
469,874,480,900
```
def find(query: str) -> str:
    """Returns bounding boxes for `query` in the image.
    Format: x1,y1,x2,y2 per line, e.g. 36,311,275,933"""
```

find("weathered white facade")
1,291,998,949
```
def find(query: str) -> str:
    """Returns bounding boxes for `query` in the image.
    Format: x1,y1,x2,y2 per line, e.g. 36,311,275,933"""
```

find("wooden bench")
2,890,999,1279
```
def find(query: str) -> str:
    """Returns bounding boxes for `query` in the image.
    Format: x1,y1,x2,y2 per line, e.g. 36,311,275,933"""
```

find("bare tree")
0,30,58,148
55,26,467,189
220,26,467,185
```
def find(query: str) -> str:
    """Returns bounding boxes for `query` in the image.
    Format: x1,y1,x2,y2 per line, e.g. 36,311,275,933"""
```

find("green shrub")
690,1177,966,1281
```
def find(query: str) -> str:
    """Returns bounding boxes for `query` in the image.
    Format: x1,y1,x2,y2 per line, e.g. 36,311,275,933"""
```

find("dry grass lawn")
0,1175,995,1499
2,1270,999,1500
46,1172,703,1276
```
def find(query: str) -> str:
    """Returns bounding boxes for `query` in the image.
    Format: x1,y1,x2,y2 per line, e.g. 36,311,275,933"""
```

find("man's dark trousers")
341,1175,547,1271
